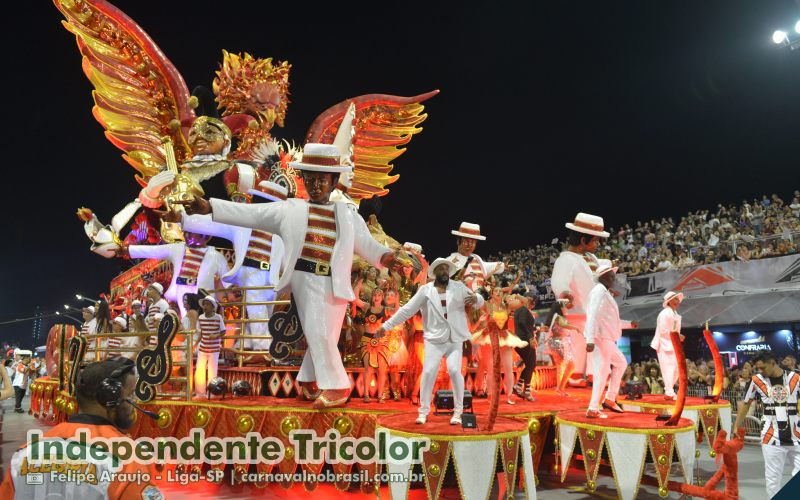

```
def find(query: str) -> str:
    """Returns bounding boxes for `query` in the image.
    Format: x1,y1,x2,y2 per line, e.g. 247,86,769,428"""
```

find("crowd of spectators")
490,191,800,292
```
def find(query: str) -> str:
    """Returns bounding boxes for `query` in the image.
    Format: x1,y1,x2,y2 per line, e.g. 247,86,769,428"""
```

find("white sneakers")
450,414,462,425
416,415,427,425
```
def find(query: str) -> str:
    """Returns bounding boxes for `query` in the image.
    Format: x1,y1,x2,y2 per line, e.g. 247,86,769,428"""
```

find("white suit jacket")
651,307,682,352
447,253,505,289
583,283,633,344
182,213,284,284
209,198,389,301
128,243,231,300
382,280,484,343
551,251,595,316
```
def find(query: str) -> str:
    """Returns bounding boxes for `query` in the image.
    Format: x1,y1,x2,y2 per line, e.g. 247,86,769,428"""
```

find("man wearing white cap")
182,180,287,351
584,264,636,418
551,212,610,382
195,295,226,396
447,222,505,292
106,316,128,360
180,143,401,408
80,306,97,336
123,232,231,317
378,259,483,425
651,291,684,401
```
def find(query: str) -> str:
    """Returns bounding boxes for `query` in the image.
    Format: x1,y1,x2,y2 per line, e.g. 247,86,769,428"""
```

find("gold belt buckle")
259,261,271,271
314,262,330,275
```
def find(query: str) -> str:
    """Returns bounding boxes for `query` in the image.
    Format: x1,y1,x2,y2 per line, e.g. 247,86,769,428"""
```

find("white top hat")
451,222,486,241
199,295,218,308
131,299,142,305
566,213,610,238
289,143,352,173
113,316,128,329
83,305,96,315
15,349,32,357
147,283,164,296
662,291,685,308
250,180,288,202
594,264,618,279
428,258,460,279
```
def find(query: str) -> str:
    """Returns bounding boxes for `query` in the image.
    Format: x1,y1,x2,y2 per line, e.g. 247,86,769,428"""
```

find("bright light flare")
773,30,788,44
795,20,800,34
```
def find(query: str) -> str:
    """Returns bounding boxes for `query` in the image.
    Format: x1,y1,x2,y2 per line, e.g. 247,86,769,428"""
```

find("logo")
769,384,789,404
672,266,734,292
775,258,800,284
25,472,43,485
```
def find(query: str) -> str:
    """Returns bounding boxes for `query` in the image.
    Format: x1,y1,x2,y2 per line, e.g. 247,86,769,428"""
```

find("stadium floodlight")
795,20,800,34
773,30,788,44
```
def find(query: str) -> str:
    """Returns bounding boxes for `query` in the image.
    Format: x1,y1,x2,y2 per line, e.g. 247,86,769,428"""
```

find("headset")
78,360,159,420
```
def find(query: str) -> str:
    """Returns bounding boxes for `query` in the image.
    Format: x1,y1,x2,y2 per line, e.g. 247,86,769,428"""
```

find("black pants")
515,345,537,386
14,386,25,409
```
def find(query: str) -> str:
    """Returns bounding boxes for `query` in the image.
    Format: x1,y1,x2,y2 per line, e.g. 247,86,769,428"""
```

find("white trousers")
235,266,275,350
656,349,679,397
589,338,627,411
194,350,220,395
292,272,350,390
419,339,464,417
762,443,800,498
566,316,589,376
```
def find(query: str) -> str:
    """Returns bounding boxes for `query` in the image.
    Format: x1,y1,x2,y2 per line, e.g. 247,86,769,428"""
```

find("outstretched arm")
381,288,427,331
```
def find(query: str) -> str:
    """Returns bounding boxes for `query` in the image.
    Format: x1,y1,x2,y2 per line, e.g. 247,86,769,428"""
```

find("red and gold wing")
305,91,438,201
54,0,195,186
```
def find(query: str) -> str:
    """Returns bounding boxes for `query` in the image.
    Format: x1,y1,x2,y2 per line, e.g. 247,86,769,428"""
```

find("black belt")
764,407,798,416
294,258,331,276
176,277,197,285
243,257,271,270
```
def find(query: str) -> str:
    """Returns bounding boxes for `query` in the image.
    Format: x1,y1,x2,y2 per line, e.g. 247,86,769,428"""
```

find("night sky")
2,0,799,345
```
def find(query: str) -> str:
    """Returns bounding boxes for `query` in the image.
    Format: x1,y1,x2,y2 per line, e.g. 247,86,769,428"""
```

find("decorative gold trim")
630,399,731,411
143,399,398,415
379,426,527,442
555,418,695,435
422,441,452,500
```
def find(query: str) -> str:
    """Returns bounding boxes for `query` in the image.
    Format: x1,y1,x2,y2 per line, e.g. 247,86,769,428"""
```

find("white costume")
128,243,231,316
743,370,800,498
208,196,389,390
182,210,285,350
551,250,595,375
651,293,683,398
448,222,504,292
584,277,633,412
382,261,484,419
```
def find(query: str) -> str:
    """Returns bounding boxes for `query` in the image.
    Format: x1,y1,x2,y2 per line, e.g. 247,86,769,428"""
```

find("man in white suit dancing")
651,291,684,401
180,143,400,409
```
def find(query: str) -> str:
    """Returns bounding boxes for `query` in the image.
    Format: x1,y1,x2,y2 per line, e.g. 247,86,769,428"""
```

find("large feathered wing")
54,0,195,186
305,91,438,201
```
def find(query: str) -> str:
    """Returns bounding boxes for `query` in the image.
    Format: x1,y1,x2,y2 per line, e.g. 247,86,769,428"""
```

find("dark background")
2,0,799,345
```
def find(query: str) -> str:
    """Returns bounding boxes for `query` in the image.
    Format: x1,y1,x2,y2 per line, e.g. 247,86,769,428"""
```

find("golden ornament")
428,464,441,477
587,430,596,440
506,438,515,450
709,450,717,458
658,455,668,466
706,425,715,434
237,414,254,434
280,416,301,437
507,461,515,473
706,410,714,418
333,416,354,436
194,409,211,428
695,449,701,458
659,486,669,497
285,447,294,459
429,441,440,454
531,442,537,453
586,449,596,460
587,480,596,491
157,409,172,429
529,418,541,434
553,438,559,447
66,400,77,415
657,434,666,444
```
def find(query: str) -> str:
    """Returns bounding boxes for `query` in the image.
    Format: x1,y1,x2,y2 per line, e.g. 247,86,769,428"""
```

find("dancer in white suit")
447,222,505,292
551,212,610,383
379,258,483,425
179,143,399,408
651,291,684,401
182,181,287,350
584,264,636,418
125,233,231,316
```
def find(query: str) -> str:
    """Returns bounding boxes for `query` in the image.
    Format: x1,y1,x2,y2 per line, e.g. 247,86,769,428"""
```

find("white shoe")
416,415,427,425
450,414,462,425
